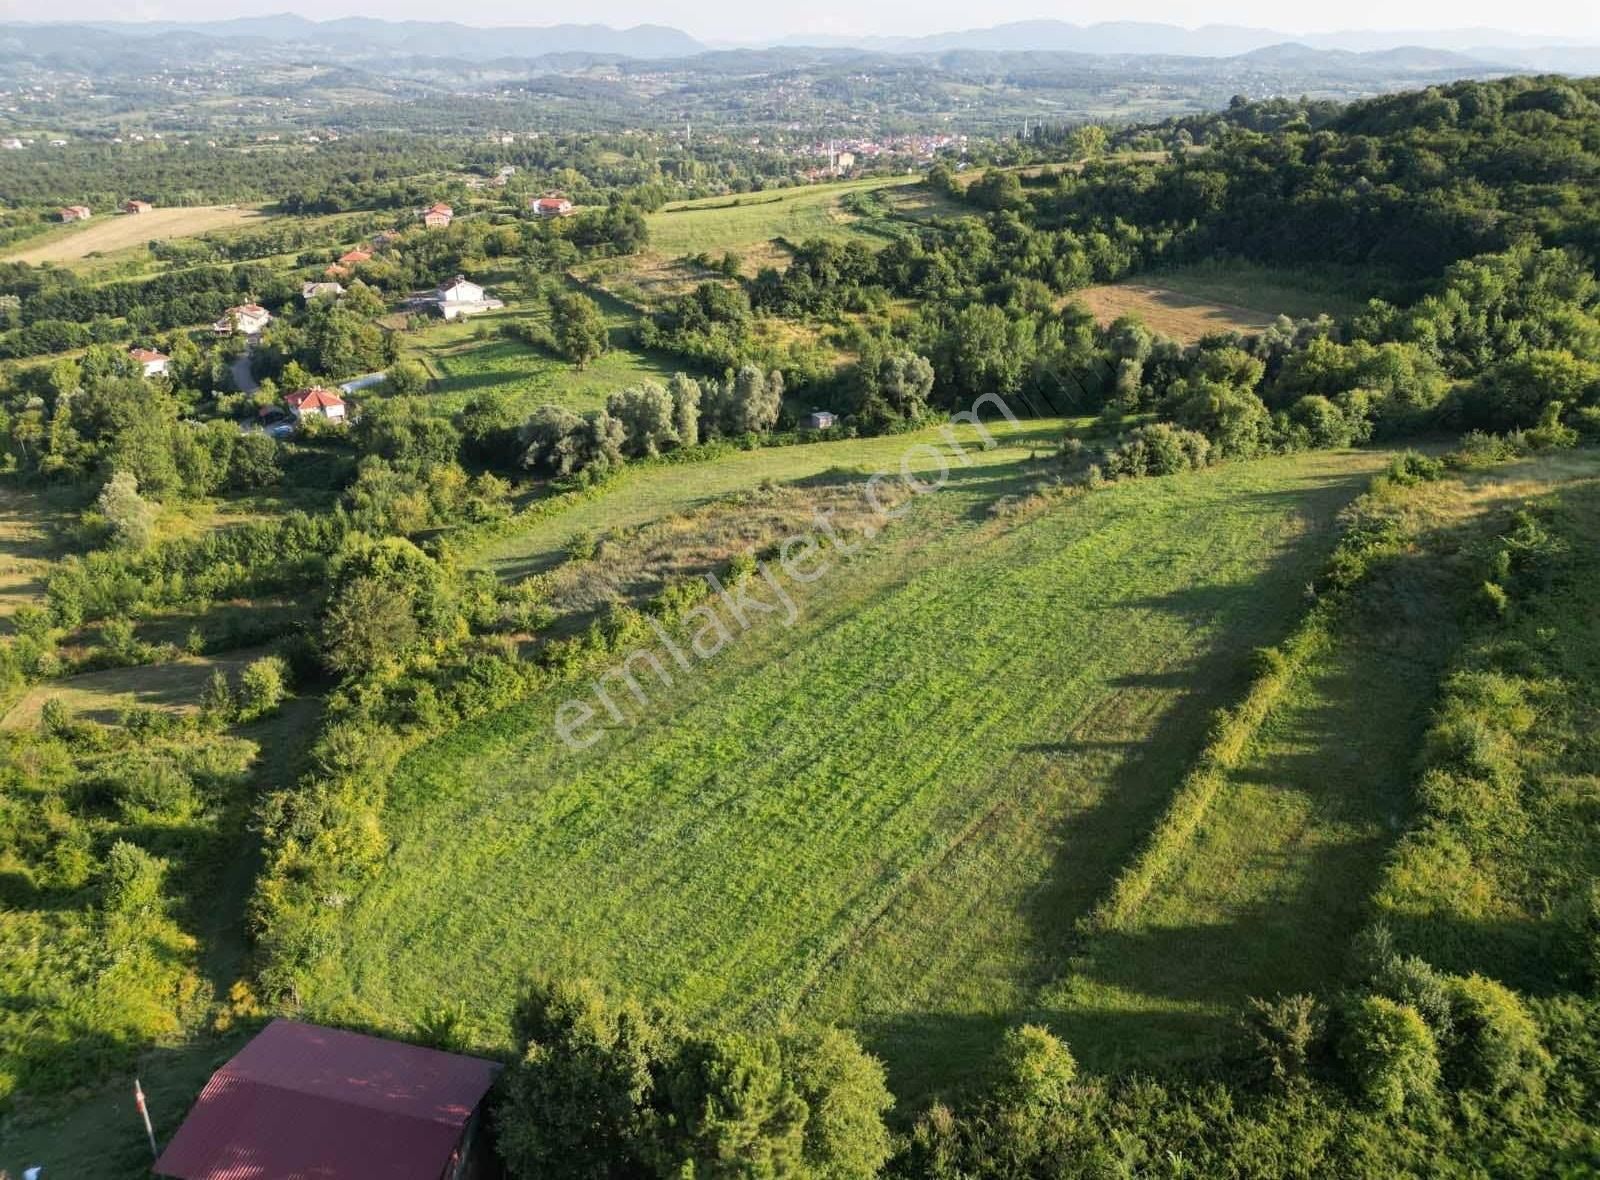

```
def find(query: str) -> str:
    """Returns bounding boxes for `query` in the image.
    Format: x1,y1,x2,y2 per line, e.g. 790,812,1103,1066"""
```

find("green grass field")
404,284,679,416
314,446,1390,1102
646,175,920,258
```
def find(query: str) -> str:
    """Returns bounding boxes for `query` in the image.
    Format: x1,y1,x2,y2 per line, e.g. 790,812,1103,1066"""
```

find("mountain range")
3,15,1598,74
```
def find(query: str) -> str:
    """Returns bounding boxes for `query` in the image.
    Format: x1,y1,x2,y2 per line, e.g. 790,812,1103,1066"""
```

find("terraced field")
318,446,1389,1098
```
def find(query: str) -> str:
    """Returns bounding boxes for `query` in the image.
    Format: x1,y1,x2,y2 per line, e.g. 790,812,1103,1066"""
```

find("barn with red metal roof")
153,1019,499,1180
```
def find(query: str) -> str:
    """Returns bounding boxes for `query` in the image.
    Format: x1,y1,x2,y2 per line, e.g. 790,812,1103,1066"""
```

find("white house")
531,194,573,218
284,387,347,423
58,205,91,223
1,138,23,151
302,281,346,302
213,304,273,336
428,275,504,321
129,348,170,379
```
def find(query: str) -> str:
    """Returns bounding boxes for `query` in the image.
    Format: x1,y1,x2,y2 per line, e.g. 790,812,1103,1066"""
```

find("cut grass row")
314,448,1387,1102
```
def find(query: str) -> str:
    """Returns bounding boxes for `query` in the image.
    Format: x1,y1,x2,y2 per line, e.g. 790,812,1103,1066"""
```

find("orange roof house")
284,386,347,422
129,347,170,377
124,199,154,214
423,202,453,228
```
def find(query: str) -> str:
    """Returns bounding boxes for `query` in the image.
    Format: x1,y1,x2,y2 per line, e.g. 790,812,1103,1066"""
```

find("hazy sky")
3,0,1598,44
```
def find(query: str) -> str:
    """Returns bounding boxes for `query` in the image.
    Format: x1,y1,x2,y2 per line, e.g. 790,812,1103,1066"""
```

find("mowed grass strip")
319,449,1384,1085
1037,458,1586,1073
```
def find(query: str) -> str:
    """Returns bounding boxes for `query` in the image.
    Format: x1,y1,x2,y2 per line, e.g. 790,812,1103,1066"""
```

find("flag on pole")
135,1077,158,1158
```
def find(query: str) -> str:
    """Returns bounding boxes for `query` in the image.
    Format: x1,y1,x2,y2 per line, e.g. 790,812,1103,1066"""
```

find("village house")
128,347,170,379
801,409,838,431
124,199,154,214
418,274,505,321
531,193,573,217
212,303,272,336
338,248,372,265
302,280,346,302
2,137,24,151
284,386,347,423
423,202,454,228
57,205,91,222
372,229,402,249
153,1019,499,1180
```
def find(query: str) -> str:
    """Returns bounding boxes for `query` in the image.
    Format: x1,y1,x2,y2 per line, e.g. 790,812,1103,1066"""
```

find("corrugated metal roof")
153,1019,500,1180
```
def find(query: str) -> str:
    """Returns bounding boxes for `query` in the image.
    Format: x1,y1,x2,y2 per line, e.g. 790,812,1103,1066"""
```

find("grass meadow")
468,417,1073,580
315,447,1391,1101
1072,262,1372,342
646,176,920,258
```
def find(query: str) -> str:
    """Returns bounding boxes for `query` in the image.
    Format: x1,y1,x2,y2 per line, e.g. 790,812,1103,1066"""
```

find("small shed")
800,409,838,431
153,1018,500,1180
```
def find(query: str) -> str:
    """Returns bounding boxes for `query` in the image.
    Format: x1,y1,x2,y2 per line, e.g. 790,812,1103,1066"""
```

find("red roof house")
337,248,372,265
153,1019,500,1180
423,202,454,228
284,386,348,422
129,347,171,377
531,194,573,217
125,199,155,214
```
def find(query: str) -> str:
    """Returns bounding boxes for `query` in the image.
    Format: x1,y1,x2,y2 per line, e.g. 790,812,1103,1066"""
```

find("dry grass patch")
3,206,275,266
1071,283,1278,342
0,649,266,730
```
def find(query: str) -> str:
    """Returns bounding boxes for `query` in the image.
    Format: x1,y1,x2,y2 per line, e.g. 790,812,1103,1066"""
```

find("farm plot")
1039,451,1600,1071
404,289,678,417
646,175,918,258
317,447,1388,1100
468,416,1071,580
2,205,275,266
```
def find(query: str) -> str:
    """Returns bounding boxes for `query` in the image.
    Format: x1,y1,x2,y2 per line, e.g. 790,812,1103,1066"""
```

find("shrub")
1385,450,1445,487
992,1024,1078,1114
1242,993,1324,1090
238,655,290,720
1339,995,1440,1115
780,1027,895,1180
1444,974,1551,1102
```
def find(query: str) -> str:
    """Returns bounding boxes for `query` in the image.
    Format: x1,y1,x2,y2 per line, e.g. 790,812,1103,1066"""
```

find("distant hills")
2,14,1597,73
50,15,703,60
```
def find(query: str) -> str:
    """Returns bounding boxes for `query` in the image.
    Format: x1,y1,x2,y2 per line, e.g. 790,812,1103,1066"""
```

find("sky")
2,0,1598,45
